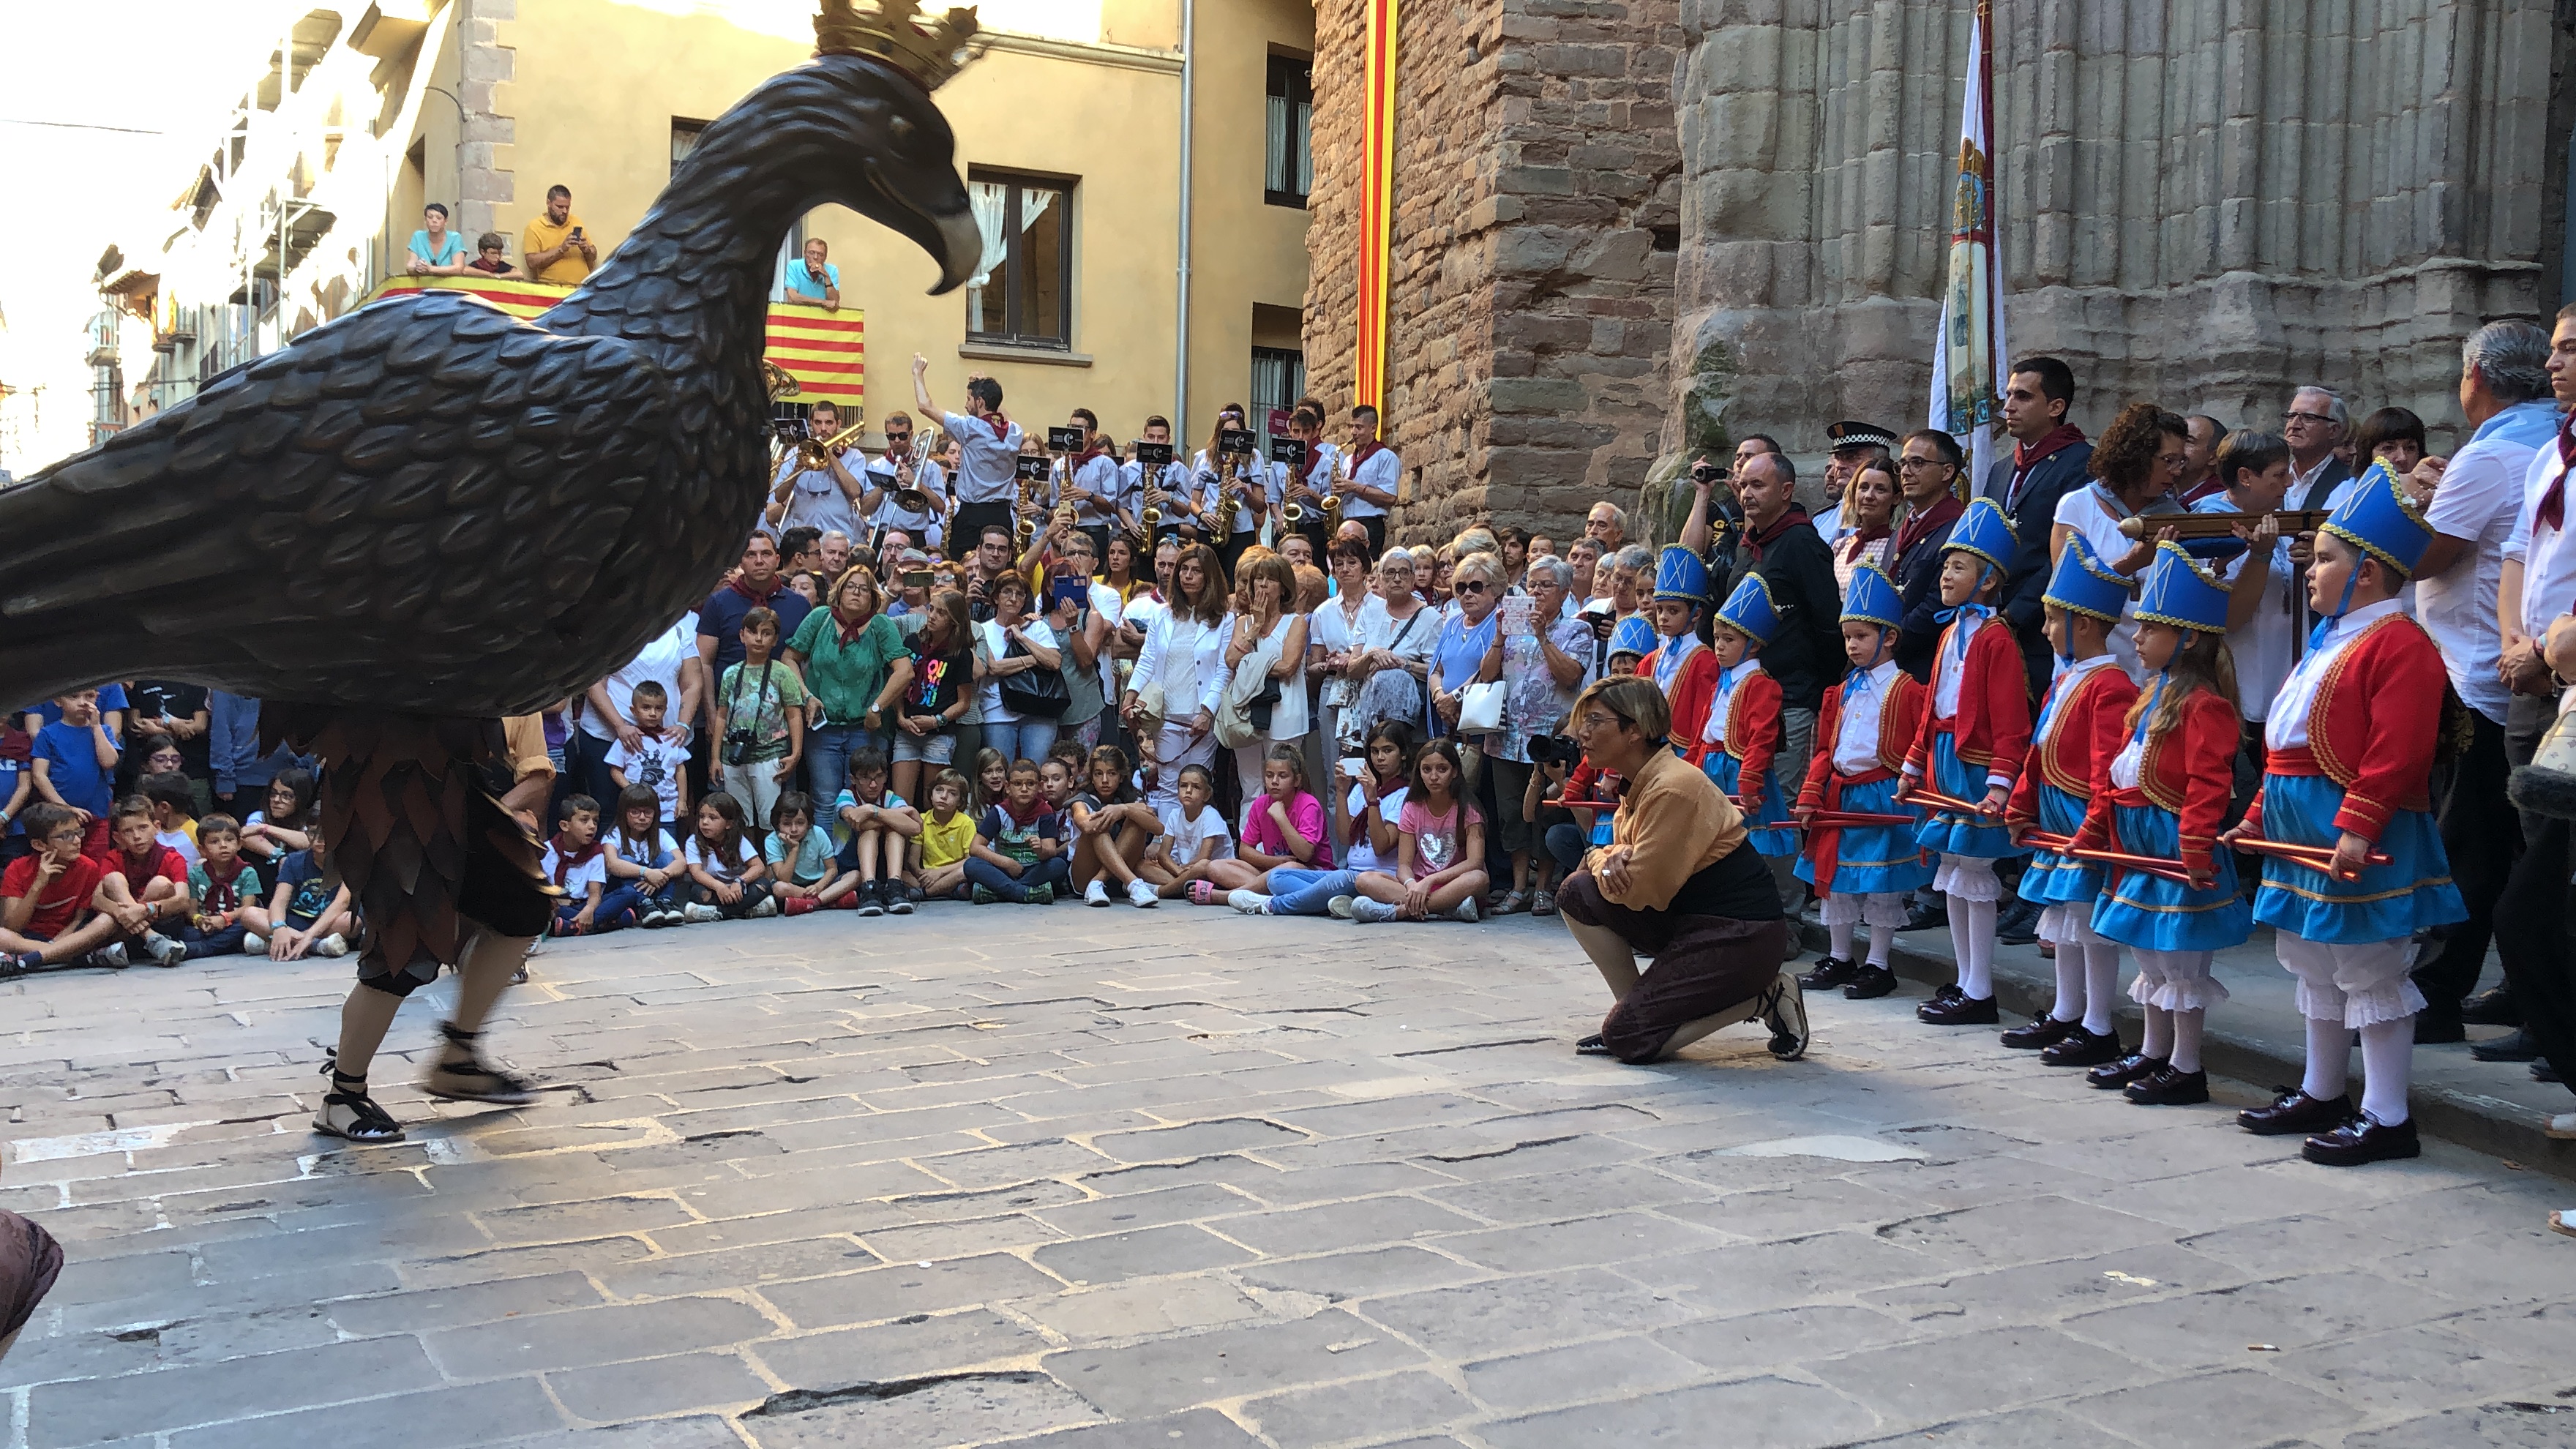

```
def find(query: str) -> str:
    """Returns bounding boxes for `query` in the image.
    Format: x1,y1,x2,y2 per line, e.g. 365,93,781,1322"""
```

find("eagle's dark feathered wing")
0,290,680,716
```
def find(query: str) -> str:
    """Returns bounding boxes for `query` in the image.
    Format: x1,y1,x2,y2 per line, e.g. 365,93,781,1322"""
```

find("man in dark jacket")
1977,356,2093,705
1729,452,1840,911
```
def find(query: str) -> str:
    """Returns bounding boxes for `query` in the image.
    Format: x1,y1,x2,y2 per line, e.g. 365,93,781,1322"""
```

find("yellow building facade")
107,0,1314,453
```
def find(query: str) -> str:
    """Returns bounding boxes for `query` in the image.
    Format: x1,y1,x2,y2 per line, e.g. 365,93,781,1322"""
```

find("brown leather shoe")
2000,1015,2078,1050
2238,1087,2357,1137
2085,1052,2165,1089
2123,1065,2209,1106
1843,965,1900,1000
2302,1114,2419,1166
1799,956,1860,991
1918,992,1999,1026
2042,1027,2126,1068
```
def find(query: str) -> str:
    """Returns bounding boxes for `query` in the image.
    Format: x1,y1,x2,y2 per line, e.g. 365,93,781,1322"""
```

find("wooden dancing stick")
1899,782,1997,817
1765,810,1921,830
2231,834,2387,882
2023,830,2195,885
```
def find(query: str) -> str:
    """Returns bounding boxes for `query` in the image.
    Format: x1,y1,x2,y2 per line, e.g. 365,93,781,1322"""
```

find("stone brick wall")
1304,0,1680,545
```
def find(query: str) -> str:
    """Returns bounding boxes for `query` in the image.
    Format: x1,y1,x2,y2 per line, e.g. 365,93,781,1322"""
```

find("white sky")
0,1,315,476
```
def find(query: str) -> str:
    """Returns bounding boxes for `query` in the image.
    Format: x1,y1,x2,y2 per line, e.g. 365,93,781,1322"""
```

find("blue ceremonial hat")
1607,614,1658,660
1942,495,2017,574
1841,562,1902,630
2321,460,2434,579
2043,532,2133,624
1653,544,1709,606
2134,541,2231,634
1714,574,1781,645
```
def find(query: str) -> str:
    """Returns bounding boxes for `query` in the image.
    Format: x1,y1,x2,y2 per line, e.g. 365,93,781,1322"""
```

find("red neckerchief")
548,835,605,886
1003,797,1049,828
0,724,28,763
1743,504,1811,562
2176,473,2229,506
2545,410,2576,533
981,410,1010,441
727,574,783,604
2014,423,2086,472
201,856,250,910
1349,440,1388,469
833,607,875,647
1894,493,1963,560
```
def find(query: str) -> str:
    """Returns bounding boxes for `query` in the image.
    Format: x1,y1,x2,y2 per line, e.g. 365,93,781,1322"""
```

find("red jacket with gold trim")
1904,614,2032,785
1644,645,1724,767
1799,667,1927,808
2242,613,2446,843
2004,660,2138,830
1707,664,1783,783
2073,686,2240,876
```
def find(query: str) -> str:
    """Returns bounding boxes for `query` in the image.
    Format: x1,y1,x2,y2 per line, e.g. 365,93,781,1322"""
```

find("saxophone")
1322,450,1349,535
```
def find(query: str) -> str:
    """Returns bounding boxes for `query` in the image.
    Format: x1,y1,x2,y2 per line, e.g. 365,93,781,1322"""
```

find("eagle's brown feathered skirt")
261,706,555,992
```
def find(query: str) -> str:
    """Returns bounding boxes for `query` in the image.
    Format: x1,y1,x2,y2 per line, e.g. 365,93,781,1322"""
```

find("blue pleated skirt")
1795,774,1932,895
2089,802,2253,952
2015,780,2100,906
1914,731,2025,860
2249,772,2465,944
1707,750,1797,858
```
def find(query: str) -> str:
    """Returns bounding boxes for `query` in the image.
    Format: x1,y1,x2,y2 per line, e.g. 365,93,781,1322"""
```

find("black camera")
1528,733,1581,767
1137,441,1174,468
1268,436,1304,465
1046,424,1084,453
1690,461,1725,484
1219,427,1257,456
1014,454,1050,482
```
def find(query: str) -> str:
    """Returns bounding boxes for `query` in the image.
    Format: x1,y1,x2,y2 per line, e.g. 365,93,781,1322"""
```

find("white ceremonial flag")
1928,0,2007,493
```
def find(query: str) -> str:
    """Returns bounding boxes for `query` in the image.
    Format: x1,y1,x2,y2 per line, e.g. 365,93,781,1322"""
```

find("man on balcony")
784,239,842,312
521,184,596,285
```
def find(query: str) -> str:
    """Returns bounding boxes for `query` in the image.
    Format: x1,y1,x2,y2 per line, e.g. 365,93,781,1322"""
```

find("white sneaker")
1350,897,1401,924
2553,1209,2576,1240
143,930,187,967
315,933,351,958
1328,895,1356,920
241,933,265,954
682,902,723,923
746,895,780,918
2547,1112,2576,1141
1227,889,1271,916
84,943,130,970
1450,896,1481,924
1085,879,1112,907
1128,878,1160,908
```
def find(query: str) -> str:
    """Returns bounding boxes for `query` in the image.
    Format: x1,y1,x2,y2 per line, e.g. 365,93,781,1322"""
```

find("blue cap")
1942,495,2018,574
2321,460,2434,579
2134,540,2231,634
1653,544,1709,606
2043,531,2133,624
1841,562,1902,629
1607,614,1657,660
1714,574,1781,645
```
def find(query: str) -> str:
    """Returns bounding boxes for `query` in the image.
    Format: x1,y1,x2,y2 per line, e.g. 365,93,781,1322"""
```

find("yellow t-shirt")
521,214,592,285
920,808,976,869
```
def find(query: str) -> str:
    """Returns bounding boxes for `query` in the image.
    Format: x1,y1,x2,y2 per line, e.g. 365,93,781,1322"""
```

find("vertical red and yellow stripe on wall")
1353,0,1399,416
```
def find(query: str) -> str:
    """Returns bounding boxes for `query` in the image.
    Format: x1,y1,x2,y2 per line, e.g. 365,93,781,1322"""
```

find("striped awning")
363,276,864,412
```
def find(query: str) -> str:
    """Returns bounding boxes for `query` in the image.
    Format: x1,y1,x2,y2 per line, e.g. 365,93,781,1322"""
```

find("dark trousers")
2413,710,2520,1016
1544,820,1588,880
1348,514,1387,557
952,501,1014,561
2493,815,2575,1101
1560,869,1787,1064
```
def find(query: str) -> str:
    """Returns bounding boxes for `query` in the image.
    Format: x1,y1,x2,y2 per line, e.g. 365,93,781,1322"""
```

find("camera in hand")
1528,733,1581,767
1268,436,1303,465
1046,424,1084,453
1219,427,1257,456
1137,441,1174,468
1014,454,1051,482
1690,461,1725,484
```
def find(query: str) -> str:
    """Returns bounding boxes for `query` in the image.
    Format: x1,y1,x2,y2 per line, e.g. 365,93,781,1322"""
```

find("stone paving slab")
1,906,2571,1448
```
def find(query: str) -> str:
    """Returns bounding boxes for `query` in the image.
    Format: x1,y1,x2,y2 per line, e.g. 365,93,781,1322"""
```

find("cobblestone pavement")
2,907,2570,1448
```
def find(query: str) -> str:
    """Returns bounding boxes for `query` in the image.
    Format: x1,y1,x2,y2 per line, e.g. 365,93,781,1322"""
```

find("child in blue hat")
1702,577,1797,861
2070,543,2252,1107
1794,565,1932,1000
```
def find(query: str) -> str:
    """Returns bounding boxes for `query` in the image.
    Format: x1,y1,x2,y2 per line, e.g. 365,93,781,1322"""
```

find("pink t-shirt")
1398,795,1483,875
1240,790,1333,868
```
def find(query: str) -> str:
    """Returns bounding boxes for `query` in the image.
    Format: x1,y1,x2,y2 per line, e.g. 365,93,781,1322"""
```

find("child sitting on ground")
182,815,266,959
95,795,193,966
0,805,126,975
681,792,775,921
250,826,353,960
1142,764,1232,900
1210,745,1333,909
1341,738,1491,923
1066,746,1161,908
833,749,921,916
542,794,628,937
767,792,856,914
238,768,315,869
966,759,1068,904
916,769,979,901
607,680,690,831
603,785,686,929
141,772,203,866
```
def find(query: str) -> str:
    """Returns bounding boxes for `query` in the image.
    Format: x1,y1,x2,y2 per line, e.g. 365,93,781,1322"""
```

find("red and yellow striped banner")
1354,0,1399,415
364,277,865,412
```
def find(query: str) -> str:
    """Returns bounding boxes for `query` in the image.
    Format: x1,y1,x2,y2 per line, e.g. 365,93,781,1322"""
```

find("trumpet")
2116,508,2329,541
796,417,867,472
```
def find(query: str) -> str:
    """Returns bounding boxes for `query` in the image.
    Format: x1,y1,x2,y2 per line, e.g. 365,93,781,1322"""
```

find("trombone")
796,416,867,473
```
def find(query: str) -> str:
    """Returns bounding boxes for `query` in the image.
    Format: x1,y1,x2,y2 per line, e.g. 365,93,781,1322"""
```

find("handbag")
2509,689,2576,821
997,629,1071,718
1215,643,1280,749
1458,678,1506,733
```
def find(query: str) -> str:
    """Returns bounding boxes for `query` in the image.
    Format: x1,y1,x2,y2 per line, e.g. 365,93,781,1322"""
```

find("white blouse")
1132,608,1231,717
